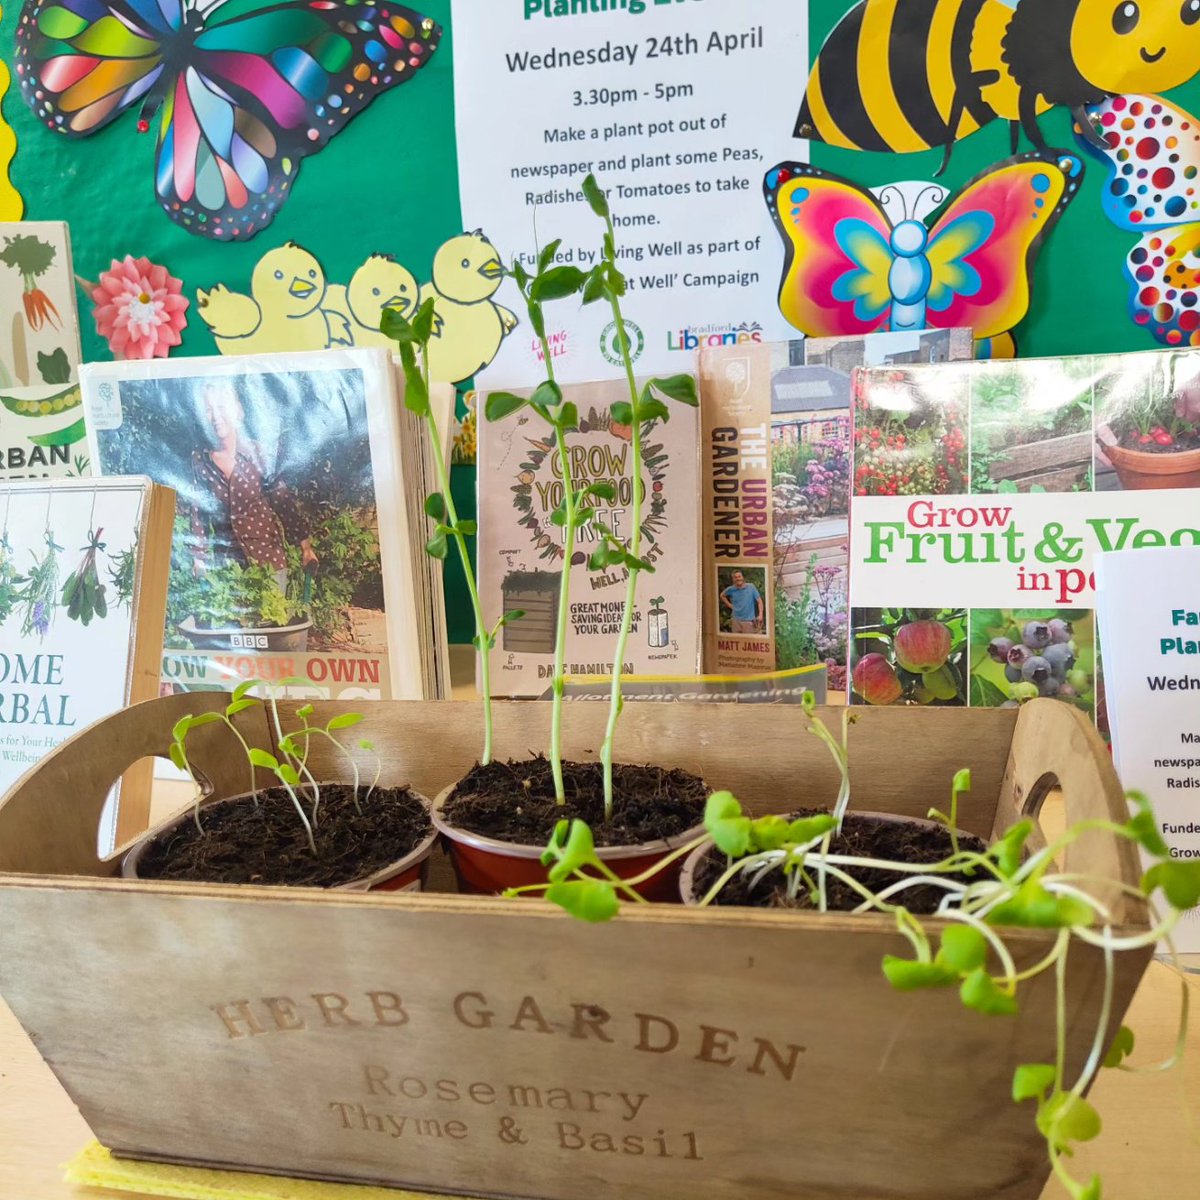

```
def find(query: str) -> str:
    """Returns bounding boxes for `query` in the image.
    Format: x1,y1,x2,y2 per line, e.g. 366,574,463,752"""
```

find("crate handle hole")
103,755,214,860
1020,771,1063,872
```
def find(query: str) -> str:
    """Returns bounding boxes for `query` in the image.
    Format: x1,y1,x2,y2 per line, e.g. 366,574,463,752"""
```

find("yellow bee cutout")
797,0,1200,168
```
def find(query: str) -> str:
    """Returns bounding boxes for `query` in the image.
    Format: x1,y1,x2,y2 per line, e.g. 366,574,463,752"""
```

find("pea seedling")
576,173,699,817
483,240,609,803
382,299,508,768
516,699,1200,1200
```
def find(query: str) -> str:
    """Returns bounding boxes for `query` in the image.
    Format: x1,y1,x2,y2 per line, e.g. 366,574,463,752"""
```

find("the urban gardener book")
847,346,1200,727
80,348,441,703
0,476,174,851
0,222,88,483
698,329,971,691
478,376,702,697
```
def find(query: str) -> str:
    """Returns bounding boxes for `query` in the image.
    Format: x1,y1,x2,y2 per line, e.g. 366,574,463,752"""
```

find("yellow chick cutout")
197,232,516,386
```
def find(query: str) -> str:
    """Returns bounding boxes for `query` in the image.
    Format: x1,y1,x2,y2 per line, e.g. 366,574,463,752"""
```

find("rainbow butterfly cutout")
764,154,1084,358
14,0,441,241
1078,93,1200,347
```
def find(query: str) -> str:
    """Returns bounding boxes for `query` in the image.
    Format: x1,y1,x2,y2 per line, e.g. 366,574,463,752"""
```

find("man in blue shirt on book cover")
721,570,764,634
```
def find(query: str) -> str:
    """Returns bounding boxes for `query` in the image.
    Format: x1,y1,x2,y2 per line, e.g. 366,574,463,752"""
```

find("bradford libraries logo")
600,319,645,367
668,321,764,352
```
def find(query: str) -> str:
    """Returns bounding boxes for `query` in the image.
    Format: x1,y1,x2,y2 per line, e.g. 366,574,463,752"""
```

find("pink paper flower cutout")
91,255,189,360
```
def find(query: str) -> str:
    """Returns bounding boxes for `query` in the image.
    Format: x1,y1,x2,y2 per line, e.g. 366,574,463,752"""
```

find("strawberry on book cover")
699,329,971,692
847,347,1200,730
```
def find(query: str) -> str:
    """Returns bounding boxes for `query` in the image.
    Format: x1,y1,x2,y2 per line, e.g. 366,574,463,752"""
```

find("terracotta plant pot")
1101,436,1200,490
431,785,705,900
678,811,961,906
122,789,438,893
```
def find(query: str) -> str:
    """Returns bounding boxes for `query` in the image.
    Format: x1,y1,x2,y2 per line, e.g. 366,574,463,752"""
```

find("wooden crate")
0,698,1150,1200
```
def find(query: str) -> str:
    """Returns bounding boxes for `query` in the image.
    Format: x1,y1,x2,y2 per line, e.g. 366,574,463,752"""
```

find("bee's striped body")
796,0,1031,153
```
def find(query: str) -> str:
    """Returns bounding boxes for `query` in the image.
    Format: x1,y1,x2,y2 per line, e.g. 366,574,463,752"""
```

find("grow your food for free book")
0,222,87,483
478,376,702,698
79,349,437,703
0,477,173,850
848,346,1200,729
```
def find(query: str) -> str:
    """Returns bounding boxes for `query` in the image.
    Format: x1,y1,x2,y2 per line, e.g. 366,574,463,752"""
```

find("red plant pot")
122,789,438,893
1102,434,1200,491
431,786,705,901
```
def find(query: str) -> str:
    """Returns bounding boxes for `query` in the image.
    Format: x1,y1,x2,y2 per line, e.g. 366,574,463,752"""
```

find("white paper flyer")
1095,548,1200,954
451,0,804,386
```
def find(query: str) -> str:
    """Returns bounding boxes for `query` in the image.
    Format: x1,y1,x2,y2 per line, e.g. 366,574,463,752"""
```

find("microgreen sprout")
246,747,317,855
360,739,381,803
382,299,499,766
289,706,369,813
483,241,596,804
516,700,1200,1200
575,173,699,818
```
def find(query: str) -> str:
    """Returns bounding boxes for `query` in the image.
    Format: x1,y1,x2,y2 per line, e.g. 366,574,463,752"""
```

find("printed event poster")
478,377,701,697
1094,547,1200,954
847,347,1200,730
451,0,803,386
81,352,407,701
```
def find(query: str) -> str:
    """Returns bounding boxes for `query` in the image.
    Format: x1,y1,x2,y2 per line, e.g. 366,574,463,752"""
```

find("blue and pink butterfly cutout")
765,94,1200,357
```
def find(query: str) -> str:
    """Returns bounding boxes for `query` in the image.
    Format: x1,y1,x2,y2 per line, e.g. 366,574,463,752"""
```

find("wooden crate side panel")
0,882,1150,1200
998,701,1147,925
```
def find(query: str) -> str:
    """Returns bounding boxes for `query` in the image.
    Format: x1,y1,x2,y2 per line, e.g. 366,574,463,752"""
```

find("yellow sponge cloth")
64,1142,478,1200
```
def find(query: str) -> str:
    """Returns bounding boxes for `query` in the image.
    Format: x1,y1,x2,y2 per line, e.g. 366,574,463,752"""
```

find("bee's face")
1072,0,1200,93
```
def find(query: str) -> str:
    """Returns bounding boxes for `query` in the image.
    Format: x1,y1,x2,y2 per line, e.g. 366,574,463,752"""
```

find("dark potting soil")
135,785,431,887
692,809,988,915
443,756,707,848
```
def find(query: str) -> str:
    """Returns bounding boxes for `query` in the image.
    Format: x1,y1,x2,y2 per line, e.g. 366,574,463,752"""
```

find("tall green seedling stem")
382,301,495,766
543,345,577,804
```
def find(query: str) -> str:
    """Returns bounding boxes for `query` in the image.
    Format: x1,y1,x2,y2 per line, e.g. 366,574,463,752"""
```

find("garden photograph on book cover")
93,368,385,662
848,346,1200,718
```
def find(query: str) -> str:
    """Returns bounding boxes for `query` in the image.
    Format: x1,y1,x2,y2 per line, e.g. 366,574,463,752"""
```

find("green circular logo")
600,319,645,367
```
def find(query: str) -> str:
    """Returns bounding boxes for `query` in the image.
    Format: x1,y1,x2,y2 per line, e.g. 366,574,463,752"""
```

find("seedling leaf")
582,173,610,219
1012,1063,1057,1102
485,391,529,422
546,880,619,923
248,748,280,770
328,713,364,731
785,814,836,844
648,373,699,407
938,925,988,974
532,265,587,302
1102,1025,1136,1069
987,880,1094,929
611,400,634,426
531,379,563,411
881,956,957,991
424,492,446,520
1142,861,1200,910
704,791,751,858
960,967,1018,1016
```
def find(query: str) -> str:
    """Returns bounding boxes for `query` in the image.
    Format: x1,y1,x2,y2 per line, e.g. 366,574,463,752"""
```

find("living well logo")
667,322,764,352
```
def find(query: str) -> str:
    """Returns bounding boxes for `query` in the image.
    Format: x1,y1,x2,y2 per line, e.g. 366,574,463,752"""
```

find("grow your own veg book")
80,349,446,703
848,346,1200,728
0,476,173,851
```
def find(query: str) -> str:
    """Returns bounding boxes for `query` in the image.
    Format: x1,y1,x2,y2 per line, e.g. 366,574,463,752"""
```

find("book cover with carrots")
0,222,86,482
